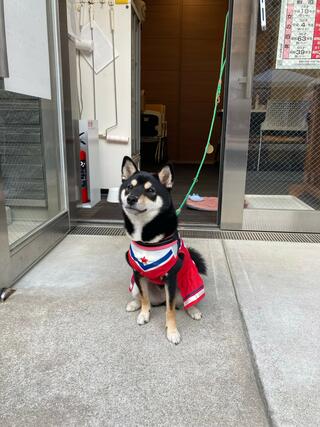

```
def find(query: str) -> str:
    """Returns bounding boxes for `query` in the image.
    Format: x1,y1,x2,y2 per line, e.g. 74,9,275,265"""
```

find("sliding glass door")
221,0,320,232
0,0,69,288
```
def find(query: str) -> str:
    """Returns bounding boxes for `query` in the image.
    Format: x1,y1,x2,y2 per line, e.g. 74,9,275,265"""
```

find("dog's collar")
135,231,180,248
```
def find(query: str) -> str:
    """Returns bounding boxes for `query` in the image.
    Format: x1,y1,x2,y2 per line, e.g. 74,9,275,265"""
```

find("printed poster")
276,0,320,69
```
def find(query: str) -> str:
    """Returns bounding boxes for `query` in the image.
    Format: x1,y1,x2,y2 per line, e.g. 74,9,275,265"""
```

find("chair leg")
158,138,161,163
155,138,161,163
155,139,159,163
161,138,164,162
257,130,263,171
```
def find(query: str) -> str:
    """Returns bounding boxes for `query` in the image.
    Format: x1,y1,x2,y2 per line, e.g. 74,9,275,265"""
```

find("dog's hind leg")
175,289,202,319
126,299,141,312
186,305,202,320
135,275,151,325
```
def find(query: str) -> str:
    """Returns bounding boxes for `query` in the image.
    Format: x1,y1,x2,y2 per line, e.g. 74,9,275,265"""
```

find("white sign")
81,22,118,74
276,0,320,69
3,0,51,99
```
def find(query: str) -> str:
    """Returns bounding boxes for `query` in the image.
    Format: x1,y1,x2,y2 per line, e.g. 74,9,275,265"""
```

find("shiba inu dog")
120,156,207,344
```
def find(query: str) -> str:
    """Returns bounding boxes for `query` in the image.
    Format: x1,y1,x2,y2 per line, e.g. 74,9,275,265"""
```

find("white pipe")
89,1,95,29
88,1,97,120
79,1,85,29
106,135,129,144
106,1,118,133
109,1,115,31
75,39,93,52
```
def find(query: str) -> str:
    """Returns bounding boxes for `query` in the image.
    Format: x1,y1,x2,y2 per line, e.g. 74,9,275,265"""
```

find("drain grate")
70,225,126,236
69,225,320,243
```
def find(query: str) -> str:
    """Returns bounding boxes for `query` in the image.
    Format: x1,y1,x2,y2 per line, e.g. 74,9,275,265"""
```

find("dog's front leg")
165,274,181,345
134,272,151,325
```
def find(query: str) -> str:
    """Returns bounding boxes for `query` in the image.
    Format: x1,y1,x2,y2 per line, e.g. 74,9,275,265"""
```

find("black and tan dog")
120,156,206,344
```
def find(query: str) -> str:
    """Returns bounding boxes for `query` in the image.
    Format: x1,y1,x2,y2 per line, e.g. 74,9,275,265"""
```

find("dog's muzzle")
127,195,138,206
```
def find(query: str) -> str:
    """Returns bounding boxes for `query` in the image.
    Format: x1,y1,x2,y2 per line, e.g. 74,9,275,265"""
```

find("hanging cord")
176,11,229,216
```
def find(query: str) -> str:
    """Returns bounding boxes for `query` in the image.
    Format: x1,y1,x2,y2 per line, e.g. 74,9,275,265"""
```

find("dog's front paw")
126,299,141,312
137,310,150,325
187,306,202,320
167,328,181,345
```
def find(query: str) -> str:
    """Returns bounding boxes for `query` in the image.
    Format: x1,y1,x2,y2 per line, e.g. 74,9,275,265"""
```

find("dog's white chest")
126,210,164,243
130,221,143,241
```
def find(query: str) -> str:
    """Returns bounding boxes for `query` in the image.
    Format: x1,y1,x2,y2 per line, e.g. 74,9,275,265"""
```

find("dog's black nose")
127,195,138,206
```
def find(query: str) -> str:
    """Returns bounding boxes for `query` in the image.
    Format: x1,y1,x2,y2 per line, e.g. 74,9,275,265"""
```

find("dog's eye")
147,187,155,193
127,184,133,190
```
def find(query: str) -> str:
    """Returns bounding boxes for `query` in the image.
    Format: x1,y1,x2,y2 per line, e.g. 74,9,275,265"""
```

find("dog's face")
119,157,174,220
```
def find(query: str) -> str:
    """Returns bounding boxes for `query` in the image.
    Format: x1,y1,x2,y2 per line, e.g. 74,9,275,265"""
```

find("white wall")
68,1,134,189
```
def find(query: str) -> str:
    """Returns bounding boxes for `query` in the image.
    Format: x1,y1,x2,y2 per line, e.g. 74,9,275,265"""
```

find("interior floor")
8,220,43,246
76,164,219,224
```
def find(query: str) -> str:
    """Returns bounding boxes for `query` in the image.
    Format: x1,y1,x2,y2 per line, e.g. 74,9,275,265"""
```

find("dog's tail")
188,248,207,275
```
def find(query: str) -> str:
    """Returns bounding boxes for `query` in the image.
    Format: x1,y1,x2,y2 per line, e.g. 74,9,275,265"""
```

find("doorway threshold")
71,218,219,230
69,222,320,243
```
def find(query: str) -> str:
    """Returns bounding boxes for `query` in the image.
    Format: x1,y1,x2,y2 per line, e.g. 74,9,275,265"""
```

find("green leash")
176,11,229,216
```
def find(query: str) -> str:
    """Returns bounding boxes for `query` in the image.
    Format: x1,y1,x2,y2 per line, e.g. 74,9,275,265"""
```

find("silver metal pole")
0,0,9,79
89,1,97,120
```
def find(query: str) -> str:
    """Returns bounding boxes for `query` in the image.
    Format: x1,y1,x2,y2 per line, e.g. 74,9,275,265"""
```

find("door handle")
238,76,248,84
243,0,258,99
0,0,9,78
260,0,266,31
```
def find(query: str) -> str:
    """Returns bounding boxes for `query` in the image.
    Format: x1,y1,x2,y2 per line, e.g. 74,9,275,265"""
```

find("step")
224,240,320,426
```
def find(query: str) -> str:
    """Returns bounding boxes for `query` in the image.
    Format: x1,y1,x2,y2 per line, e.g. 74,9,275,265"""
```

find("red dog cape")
128,238,205,309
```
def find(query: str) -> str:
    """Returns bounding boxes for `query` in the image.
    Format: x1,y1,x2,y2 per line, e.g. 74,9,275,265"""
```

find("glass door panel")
245,0,320,218
221,0,320,233
0,0,66,247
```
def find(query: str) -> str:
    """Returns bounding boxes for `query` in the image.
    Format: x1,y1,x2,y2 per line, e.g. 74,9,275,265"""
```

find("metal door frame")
219,0,320,233
0,0,70,289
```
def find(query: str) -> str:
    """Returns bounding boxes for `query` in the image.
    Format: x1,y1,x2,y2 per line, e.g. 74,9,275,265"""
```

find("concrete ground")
1,235,319,426
0,236,267,427
224,240,320,426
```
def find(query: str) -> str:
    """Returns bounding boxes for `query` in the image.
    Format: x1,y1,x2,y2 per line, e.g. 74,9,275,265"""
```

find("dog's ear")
158,164,174,189
121,156,138,180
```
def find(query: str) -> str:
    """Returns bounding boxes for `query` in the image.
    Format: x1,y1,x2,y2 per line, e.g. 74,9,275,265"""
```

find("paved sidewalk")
0,236,267,427
224,240,320,426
